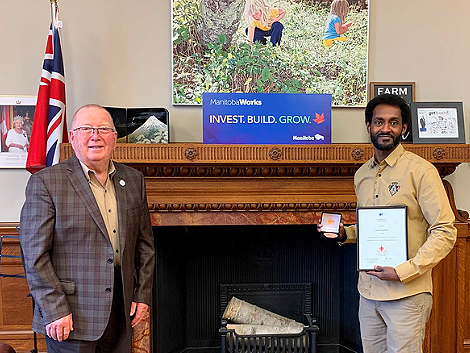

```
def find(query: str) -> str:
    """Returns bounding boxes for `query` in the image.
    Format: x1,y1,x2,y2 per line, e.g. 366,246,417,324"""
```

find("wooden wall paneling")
460,223,470,352
424,238,458,352
0,224,47,352
0,225,30,330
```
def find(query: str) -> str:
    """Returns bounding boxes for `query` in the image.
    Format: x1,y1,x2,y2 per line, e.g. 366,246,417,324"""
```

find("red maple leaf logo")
313,113,325,124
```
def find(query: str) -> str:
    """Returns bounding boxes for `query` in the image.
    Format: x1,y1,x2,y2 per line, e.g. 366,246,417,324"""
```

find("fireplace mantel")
61,143,469,226
2,143,469,353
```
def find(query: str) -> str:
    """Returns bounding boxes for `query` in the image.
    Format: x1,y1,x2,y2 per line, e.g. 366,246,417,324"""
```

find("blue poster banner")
203,93,331,144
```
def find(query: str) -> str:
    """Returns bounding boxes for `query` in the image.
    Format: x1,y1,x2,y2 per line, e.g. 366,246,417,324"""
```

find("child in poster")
322,0,353,48
244,0,286,46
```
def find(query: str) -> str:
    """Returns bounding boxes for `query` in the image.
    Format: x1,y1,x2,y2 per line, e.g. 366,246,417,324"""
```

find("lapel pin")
120,180,126,187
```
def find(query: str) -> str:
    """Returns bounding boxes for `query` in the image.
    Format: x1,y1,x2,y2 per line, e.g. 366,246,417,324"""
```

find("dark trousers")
247,22,284,46
46,267,131,353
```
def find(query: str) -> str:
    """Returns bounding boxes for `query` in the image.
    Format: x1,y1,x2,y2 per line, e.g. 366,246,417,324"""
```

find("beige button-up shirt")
344,144,456,301
80,161,121,267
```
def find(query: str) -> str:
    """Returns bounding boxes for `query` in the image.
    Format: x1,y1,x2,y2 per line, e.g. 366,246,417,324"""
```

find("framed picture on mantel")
410,102,465,144
369,82,415,142
369,82,415,104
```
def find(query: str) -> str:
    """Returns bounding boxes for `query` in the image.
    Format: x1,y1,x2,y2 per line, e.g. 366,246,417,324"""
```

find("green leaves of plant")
261,67,270,82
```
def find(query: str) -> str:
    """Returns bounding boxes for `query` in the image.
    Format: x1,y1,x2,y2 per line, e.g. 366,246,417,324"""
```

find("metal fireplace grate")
219,283,319,353
220,316,318,353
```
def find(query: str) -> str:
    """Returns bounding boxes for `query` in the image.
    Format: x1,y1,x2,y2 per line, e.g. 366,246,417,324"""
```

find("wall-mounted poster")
172,0,369,107
0,96,36,168
203,92,331,144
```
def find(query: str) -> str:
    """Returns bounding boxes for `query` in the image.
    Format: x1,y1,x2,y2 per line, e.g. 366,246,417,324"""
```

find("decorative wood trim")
60,143,470,168
148,202,358,213
443,180,470,222
464,338,470,350
0,223,20,235
0,331,46,352
0,223,22,268
137,165,361,178
61,143,469,217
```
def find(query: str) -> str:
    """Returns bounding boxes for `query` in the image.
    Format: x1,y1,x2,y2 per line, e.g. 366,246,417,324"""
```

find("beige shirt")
79,161,121,267
344,144,456,301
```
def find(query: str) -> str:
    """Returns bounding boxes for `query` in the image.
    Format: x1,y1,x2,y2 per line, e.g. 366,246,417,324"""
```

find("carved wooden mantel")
54,142,467,353
61,143,470,226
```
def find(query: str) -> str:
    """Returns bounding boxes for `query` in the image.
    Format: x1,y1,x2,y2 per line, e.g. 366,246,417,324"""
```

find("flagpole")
50,0,58,29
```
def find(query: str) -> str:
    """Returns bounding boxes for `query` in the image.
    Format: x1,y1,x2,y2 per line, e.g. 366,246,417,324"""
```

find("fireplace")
219,283,318,353
153,224,360,353
59,143,470,353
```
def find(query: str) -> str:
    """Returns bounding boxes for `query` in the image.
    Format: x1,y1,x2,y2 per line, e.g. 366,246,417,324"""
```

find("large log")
222,297,304,327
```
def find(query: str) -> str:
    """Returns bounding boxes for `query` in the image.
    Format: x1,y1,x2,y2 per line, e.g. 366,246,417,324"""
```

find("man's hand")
317,223,346,241
130,302,150,328
366,265,400,281
45,313,73,342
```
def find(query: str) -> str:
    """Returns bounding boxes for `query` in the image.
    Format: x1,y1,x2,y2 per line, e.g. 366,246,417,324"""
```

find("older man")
20,104,155,352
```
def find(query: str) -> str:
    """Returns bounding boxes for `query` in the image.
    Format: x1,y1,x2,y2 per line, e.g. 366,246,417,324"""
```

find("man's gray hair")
71,104,115,129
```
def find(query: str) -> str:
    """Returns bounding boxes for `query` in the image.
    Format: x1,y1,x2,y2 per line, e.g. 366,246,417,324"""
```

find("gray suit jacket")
20,155,155,340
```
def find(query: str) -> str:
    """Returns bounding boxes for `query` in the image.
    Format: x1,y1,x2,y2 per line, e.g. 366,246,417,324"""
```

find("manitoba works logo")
208,97,262,106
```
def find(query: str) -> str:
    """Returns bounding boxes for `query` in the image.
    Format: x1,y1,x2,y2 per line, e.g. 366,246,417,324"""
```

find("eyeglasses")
72,126,116,135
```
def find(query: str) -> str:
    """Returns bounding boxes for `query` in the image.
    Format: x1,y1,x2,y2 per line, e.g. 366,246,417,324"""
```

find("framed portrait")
410,102,466,144
369,82,415,143
0,96,36,168
172,0,370,107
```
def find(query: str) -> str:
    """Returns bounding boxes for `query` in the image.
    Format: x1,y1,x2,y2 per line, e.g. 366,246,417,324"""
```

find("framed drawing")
172,0,369,107
0,96,36,168
369,82,415,142
410,102,465,144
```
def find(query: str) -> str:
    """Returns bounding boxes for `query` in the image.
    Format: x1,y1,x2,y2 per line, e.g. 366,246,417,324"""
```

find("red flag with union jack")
26,12,67,174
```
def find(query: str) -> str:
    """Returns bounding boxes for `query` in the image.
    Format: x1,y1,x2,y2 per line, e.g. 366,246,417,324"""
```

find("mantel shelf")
60,143,469,225
61,143,470,168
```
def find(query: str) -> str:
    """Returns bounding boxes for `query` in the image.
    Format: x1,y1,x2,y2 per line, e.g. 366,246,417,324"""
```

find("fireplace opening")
220,283,319,353
153,224,362,353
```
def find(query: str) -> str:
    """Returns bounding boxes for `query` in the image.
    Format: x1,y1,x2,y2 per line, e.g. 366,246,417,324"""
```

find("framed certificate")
357,206,408,271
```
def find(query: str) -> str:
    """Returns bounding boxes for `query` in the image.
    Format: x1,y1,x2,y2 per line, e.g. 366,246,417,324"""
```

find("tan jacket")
344,144,456,301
